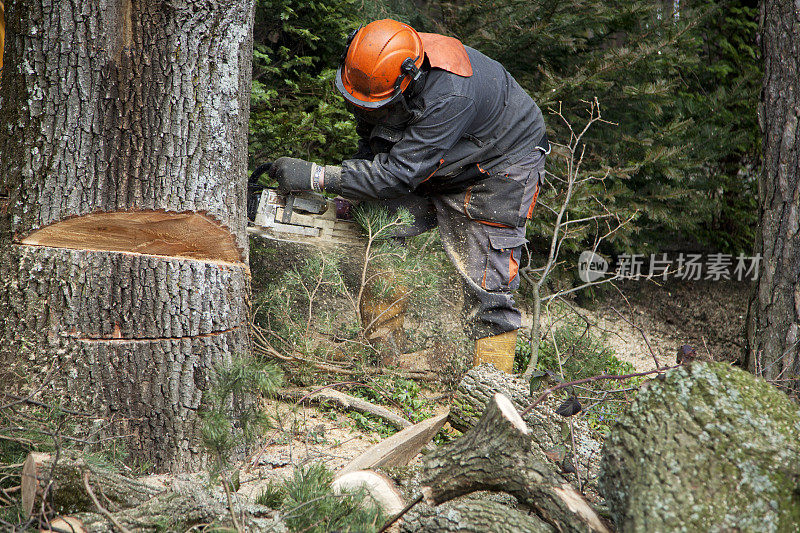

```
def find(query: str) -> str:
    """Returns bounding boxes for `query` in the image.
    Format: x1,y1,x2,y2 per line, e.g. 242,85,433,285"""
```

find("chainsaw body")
247,189,363,247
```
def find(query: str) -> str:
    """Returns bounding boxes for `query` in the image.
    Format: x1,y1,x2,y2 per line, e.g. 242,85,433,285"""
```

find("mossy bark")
600,362,800,532
450,365,602,490
422,393,609,533
401,498,554,533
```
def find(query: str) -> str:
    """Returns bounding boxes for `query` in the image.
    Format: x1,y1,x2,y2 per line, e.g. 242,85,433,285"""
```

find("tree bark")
401,498,554,533
70,493,283,533
421,393,609,533
449,367,581,455
0,0,254,472
22,452,162,518
22,451,283,532
744,0,800,392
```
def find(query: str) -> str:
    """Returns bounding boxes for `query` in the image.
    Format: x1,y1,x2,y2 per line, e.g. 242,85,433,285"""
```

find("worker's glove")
269,157,343,194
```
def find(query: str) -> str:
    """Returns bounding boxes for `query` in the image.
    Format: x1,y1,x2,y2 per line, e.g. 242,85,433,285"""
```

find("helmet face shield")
345,98,413,128
335,65,408,111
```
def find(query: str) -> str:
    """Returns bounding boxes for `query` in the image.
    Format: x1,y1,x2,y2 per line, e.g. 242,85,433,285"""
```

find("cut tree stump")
22,452,162,518
38,516,88,533
338,412,449,475
421,393,610,533
401,498,554,533
278,387,413,430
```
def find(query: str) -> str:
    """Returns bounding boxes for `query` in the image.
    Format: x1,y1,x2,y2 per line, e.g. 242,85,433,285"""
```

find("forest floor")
233,277,752,501
565,278,750,372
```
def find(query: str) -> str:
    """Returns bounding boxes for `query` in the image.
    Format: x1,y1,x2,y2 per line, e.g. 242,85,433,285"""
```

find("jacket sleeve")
335,95,476,200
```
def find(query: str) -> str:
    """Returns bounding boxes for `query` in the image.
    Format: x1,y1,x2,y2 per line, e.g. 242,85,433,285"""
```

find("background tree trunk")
0,0,254,472
745,0,800,392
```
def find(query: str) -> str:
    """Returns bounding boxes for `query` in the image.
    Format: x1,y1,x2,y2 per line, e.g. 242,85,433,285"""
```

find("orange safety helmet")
335,19,425,110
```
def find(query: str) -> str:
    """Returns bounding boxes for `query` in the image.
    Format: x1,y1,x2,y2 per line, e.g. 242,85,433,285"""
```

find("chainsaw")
246,163,362,247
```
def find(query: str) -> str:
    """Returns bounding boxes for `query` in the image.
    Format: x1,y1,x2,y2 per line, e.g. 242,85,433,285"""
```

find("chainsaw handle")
250,162,272,184
247,162,272,222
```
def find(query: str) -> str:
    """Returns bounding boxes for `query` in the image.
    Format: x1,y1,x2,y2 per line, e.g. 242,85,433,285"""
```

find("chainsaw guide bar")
248,189,363,247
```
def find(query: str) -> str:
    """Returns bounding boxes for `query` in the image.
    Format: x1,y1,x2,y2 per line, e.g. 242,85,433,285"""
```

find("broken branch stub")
420,393,609,533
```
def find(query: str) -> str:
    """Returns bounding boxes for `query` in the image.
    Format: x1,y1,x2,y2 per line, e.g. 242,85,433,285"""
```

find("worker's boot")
474,329,518,373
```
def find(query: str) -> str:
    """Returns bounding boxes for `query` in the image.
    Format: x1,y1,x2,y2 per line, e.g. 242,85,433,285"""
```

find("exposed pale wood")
21,211,242,263
21,452,45,518
278,388,412,430
339,412,449,476
39,516,88,533
21,452,162,518
421,394,609,533
1,1,253,255
332,470,406,516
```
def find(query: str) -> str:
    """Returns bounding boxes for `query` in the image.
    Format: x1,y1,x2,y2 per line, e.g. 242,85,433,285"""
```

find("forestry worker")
270,19,549,373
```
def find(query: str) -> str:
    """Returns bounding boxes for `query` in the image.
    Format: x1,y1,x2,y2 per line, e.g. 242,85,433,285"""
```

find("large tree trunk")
0,0,254,472
745,0,800,392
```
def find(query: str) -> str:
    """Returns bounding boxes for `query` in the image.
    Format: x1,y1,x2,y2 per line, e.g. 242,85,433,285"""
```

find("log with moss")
421,393,610,533
400,497,554,533
449,365,602,487
600,362,800,531
21,451,282,532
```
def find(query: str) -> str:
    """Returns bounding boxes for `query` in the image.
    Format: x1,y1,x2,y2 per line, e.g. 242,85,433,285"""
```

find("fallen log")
450,366,602,491
23,451,283,532
339,412,449,475
70,489,282,532
22,452,162,517
400,498,554,533
277,387,412,430
421,393,610,533
450,365,560,437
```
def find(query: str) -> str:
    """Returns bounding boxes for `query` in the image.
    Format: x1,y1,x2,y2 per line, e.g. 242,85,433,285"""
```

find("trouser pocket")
482,231,528,291
464,174,526,228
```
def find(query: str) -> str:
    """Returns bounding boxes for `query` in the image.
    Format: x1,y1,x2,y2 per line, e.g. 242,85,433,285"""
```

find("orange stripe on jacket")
419,158,445,184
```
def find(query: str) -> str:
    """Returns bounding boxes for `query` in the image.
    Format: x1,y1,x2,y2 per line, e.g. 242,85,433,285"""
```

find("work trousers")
378,149,546,340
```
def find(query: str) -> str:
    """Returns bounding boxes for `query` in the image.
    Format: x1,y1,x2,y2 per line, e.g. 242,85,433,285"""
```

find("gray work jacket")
337,46,546,208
